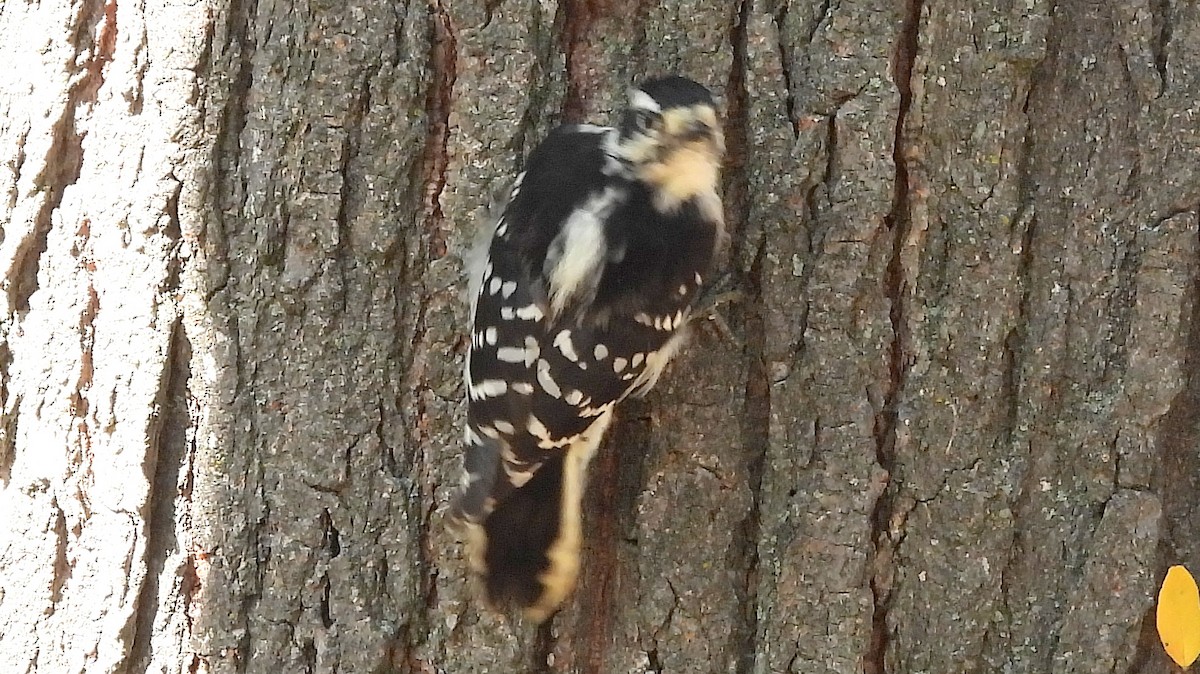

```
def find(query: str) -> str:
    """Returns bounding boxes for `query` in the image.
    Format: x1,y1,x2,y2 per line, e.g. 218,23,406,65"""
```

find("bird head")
612,76,724,212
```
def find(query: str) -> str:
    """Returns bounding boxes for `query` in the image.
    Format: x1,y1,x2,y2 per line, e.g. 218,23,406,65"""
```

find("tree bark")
2,0,1198,673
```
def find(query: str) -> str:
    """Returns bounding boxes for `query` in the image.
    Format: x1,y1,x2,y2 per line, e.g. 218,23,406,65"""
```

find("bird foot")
693,272,745,343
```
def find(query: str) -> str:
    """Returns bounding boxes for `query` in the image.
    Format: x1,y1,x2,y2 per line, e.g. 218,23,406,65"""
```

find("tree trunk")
2,0,1198,672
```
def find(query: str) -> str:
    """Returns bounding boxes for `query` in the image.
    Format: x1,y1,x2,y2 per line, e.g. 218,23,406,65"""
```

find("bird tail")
452,426,608,622
471,451,573,622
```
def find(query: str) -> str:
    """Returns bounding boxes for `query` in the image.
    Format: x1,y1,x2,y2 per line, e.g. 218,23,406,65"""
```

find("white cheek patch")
628,88,662,113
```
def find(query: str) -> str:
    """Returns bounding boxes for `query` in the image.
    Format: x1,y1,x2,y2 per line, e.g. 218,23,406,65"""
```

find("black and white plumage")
450,76,725,622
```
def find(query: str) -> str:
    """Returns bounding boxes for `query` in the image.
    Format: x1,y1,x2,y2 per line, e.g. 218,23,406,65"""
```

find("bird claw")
693,273,744,344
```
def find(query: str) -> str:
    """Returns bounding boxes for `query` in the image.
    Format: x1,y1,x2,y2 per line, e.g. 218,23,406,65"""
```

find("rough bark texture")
2,0,1199,673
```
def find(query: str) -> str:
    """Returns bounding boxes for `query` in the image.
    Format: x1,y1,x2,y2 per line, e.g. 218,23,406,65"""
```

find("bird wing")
454,126,620,526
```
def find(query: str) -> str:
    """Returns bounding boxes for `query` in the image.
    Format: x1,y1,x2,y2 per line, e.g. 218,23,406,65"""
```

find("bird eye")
682,119,713,141
634,110,660,132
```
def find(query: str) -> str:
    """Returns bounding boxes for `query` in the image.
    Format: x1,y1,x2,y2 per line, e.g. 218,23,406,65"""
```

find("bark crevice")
726,3,769,674
558,0,598,123
868,0,924,669
1149,210,1200,672
1151,0,1173,90
12,106,85,313
421,0,457,259
125,322,192,674
0,343,14,481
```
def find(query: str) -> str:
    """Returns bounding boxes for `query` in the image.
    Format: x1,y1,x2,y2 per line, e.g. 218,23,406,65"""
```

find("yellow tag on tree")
1158,565,1200,668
